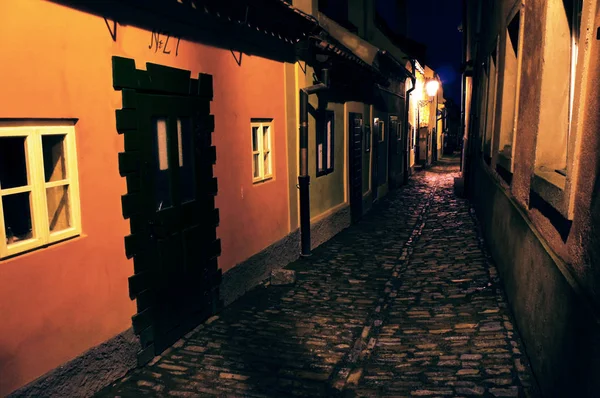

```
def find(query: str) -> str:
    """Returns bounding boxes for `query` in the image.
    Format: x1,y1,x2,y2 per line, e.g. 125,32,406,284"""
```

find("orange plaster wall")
0,1,289,395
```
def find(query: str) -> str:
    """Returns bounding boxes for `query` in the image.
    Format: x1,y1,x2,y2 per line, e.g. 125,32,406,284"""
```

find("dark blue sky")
378,0,463,103
407,0,462,103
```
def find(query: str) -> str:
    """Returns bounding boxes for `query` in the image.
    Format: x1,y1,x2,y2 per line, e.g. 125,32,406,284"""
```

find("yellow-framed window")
251,120,273,183
0,124,82,259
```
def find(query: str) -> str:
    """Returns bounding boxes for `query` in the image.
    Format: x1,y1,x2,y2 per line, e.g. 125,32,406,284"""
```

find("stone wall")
471,160,600,397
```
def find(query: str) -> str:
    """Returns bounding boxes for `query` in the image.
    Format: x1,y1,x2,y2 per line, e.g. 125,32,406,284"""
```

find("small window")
365,124,371,152
373,117,385,143
535,0,583,181
251,119,273,183
484,43,498,161
177,117,195,203
497,10,522,171
0,124,81,259
317,111,335,176
153,117,172,211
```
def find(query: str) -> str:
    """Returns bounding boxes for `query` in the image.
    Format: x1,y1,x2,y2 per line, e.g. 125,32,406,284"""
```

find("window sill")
496,152,513,173
252,176,274,185
317,167,335,178
495,153,513,184
531,168,567,217
1,233,81,260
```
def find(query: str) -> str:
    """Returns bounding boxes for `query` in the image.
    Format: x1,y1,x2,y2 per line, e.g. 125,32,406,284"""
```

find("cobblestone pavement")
97,156,539,397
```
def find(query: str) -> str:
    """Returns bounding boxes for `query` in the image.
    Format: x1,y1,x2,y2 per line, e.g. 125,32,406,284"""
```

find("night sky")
378,0,463,103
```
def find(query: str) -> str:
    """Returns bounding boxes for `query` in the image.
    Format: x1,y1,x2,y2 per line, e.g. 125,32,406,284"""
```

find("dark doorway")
418,127,428,165
377,118,388,188
371,118,379,202
113,57,221,364
388,115,401,189
433,128,438,162
349,112,363,223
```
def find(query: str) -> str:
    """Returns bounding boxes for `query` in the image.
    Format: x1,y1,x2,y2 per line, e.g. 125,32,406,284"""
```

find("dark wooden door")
113,57,221,364
349,113,363,223
371,119,379,201
377,121,388,188
137,94,220,352
388,115,400,189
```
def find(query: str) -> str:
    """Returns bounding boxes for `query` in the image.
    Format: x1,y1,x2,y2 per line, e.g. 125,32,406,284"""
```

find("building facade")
0,1,445,396
461,0,600,395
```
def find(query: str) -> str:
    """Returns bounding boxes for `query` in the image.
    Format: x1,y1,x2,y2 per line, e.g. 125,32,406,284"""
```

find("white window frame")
378,119,385,143
251,120,274,183
0,124,82,259
317,110,335,176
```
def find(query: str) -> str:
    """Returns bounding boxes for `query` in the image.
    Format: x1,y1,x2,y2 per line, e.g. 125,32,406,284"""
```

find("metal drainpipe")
403,60,416,185
299,68,330,257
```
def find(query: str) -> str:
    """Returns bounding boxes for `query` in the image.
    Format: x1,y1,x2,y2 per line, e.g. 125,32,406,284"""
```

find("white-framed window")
317,110,335,176
0,124,82,259
375,118,385,142
251,119,273,183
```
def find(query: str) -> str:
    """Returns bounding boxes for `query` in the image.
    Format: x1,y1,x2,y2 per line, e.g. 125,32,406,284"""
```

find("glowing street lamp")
426,79,440,97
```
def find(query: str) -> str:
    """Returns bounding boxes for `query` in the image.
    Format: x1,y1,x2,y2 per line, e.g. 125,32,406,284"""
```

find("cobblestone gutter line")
349,164,540,397
329,170,442,391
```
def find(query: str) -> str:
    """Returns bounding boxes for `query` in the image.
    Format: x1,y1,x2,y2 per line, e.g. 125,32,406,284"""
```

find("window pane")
3,191,33,245
156,119,169,171
177,118,195,203
318,143,323,172
264,152,271,176
46,185,71,232
0,136,28,189
262,125,270,151
42,134,67,182
252,126,259,152
153,118,172,211
253,153,260,178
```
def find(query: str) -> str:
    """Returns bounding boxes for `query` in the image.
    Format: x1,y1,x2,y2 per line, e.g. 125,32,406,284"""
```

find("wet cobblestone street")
97,156,539,397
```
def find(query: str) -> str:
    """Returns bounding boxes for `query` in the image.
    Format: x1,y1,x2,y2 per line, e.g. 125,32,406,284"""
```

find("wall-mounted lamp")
426,80,440,97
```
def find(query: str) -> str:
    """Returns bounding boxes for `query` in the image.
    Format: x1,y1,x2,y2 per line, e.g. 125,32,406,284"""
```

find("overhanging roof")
51,0,321,62
315,12,412,83
316,13,380,68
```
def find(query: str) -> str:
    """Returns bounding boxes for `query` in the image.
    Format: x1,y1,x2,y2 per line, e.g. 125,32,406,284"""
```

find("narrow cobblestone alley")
97,156,539,398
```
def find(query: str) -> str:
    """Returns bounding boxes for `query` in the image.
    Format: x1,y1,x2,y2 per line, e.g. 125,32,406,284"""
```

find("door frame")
113,56,222,364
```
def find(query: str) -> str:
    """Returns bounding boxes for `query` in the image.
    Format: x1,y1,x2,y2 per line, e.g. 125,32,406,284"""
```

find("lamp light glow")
426,80,440,97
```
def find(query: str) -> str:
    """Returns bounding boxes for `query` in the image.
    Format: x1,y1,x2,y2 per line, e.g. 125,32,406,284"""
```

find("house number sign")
149,30,181,56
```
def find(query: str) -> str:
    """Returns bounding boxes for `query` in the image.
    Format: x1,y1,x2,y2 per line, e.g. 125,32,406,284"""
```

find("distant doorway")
349,113,363,223
371,118,379,202
388,115,401,189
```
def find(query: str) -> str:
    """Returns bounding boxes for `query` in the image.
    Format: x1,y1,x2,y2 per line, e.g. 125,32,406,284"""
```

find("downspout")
298,68,330,257
460,0,468,173
403,59,416,185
